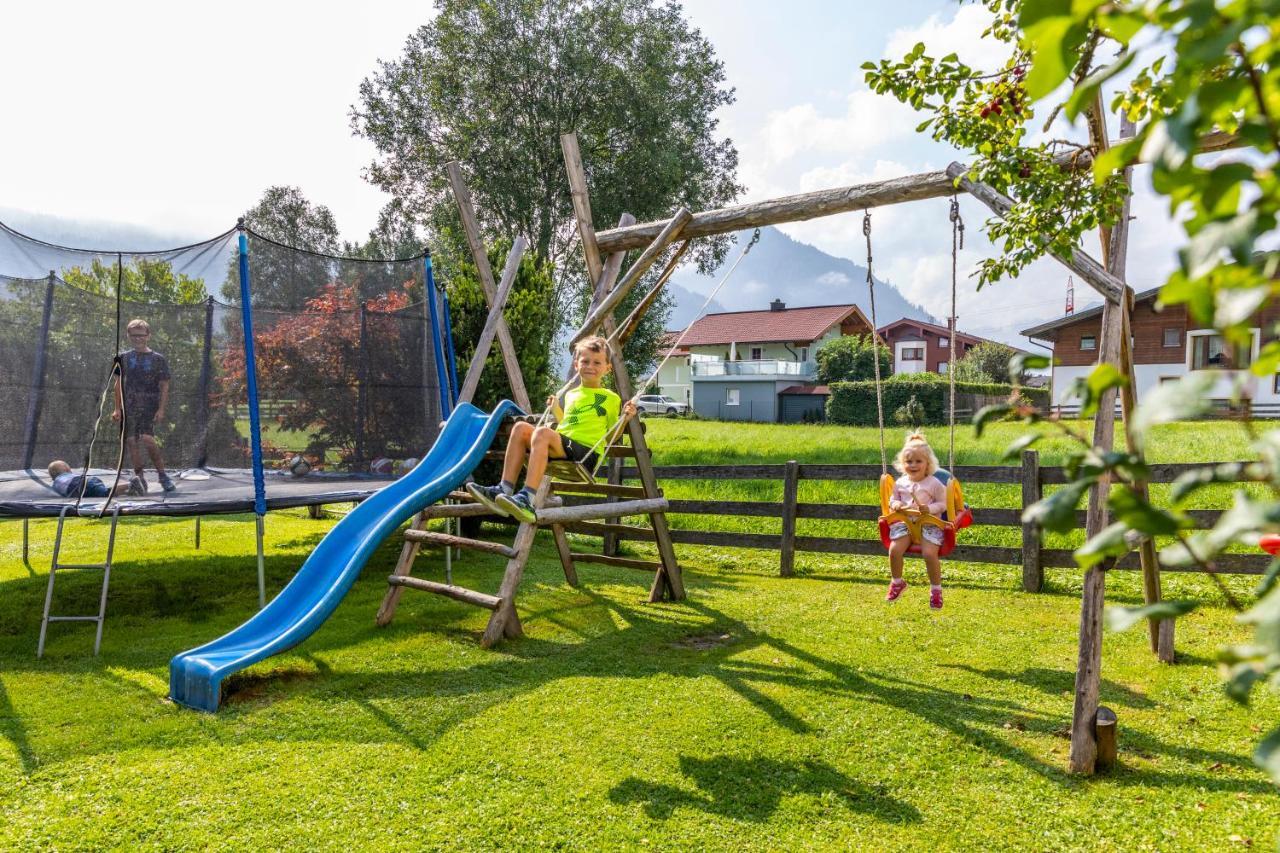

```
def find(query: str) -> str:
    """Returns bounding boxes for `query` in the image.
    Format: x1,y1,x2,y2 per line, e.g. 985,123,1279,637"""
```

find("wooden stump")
1095,705,1118,771
1157,619,1176,663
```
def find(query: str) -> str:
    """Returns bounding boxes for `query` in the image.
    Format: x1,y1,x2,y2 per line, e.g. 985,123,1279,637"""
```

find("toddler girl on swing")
468,335,636,523
885,432,947,610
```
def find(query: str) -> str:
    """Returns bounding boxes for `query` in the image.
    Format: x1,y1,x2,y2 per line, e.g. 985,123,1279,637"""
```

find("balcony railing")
691,359,817,378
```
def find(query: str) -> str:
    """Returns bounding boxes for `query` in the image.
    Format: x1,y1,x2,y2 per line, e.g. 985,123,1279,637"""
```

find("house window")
938,362,948,374
799,347,809,362
902,347,924,361
1080,335,1097,351
750,346,763,361
1163,328,1181,348
939,337,949,348
1190,333,1251,370
726,388,740,406
1160,376,1179,385
1273,374,1280,395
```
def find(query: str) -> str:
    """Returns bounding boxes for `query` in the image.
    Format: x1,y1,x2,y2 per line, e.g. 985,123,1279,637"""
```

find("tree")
952,341,1018,384
815,334,892,384
224,186,341,308
866,1,1280,778
63,257,206,304
350,0,743,371
441,234,558,410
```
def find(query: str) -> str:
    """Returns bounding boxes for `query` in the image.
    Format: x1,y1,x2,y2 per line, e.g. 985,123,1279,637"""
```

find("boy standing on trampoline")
468,335,636,523
111,318,175,492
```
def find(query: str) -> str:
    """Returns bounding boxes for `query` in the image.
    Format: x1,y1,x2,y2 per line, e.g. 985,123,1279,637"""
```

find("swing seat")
547,458,597,485
877,469,972,558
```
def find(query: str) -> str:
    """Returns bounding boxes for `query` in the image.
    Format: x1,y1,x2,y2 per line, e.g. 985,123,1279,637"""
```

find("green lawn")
1,418,1276,849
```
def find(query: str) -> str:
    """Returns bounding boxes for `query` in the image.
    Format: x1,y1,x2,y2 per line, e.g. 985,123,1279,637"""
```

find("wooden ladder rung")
568,552,664,571
563,521,656,540
604,445,636,458
386,576,503,610
403,529,517,558
419,502,493,520
550,481,648,498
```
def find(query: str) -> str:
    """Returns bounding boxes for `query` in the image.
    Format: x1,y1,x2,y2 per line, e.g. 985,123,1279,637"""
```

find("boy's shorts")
556,434,599,471
54,475,110,498
124,404,157,437
888,521,945,547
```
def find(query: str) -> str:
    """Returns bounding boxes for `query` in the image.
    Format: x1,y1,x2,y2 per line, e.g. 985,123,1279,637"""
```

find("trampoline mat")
0,467,394,518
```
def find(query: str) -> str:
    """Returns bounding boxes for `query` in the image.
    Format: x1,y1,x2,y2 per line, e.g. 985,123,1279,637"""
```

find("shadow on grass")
609,754,921,824
0,675,36,774
0,540,1270,798
939,664,1157,709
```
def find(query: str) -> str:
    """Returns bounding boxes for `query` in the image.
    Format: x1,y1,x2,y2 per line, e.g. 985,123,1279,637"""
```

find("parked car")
635,394,688,417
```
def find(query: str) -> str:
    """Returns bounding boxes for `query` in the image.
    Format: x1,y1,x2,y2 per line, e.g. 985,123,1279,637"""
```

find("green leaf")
973,403,1014,438
1002,432,1043,461
1098,9,1146,44
1022,16,1084,99
1009,352,1051,380
1257,557,1280,597
1108,489,1187,536
1130,373,1217,441
1017,0,1071,28
1076,522,1131,570
1064,50,1137,121
1253,726,1280,783
1215,285,1271,329
1023,478,1092,534
1180,209,1260,278
1105,600,1197,633
1222,662,1265,703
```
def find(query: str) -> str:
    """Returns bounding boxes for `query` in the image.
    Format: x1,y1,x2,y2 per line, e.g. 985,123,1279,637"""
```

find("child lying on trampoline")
885,432,947,610
468,335,637,524
48,460,144,499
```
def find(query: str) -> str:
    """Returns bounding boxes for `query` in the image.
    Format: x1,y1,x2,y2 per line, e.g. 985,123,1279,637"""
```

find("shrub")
893,394,925,427
826,374,1048,426
815,334,892,383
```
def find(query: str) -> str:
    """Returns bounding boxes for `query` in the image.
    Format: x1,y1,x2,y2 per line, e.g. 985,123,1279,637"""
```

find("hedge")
826,373,1049,426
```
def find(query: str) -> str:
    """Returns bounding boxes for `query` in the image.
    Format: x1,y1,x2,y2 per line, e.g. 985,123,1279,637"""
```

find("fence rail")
615,453,1269,586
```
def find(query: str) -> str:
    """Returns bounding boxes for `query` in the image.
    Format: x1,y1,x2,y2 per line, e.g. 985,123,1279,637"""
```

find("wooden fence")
610,450,1270,589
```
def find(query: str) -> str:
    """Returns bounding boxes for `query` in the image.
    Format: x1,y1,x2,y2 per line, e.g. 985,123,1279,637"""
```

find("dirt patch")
674,632,735,651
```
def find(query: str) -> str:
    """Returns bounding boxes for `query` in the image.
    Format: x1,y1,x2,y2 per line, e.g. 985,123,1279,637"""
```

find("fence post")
1021,448,1043,592
780,460,799,577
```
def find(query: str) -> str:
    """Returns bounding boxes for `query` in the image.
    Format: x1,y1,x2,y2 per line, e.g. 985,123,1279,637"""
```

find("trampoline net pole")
256,514,265,608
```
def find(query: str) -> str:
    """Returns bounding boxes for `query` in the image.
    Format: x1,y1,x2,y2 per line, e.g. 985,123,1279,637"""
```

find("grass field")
1,418,1276,849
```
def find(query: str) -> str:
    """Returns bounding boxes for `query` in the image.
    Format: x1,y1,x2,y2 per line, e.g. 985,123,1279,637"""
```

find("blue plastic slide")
170,401,520,712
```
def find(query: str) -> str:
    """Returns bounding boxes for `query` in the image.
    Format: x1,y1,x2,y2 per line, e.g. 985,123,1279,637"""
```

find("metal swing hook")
747,227,761,249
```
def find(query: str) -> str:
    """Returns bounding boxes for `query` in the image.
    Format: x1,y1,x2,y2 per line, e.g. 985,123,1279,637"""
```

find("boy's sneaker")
466,482,509,517
929,588,944,610
496,490,537,524
127,476,146,497
886,579,907,602
158,472,176,492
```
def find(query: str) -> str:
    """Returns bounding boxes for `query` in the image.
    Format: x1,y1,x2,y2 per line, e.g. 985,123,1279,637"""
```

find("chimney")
770,298,785,312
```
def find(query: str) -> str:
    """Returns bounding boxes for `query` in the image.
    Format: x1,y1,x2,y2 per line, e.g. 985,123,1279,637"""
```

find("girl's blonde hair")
893,431,939,476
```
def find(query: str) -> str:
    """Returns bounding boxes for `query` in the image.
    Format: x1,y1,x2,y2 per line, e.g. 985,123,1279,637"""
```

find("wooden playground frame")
383,117,1240,774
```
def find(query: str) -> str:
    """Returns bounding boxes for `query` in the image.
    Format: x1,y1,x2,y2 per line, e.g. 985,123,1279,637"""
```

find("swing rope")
864,211,887,474
948,197,964,471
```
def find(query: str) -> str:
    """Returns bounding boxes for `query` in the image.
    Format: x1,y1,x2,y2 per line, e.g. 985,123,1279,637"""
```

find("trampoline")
0,218,461,650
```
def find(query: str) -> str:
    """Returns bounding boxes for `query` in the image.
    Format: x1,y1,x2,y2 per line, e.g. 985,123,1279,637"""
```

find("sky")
2,0,1180,346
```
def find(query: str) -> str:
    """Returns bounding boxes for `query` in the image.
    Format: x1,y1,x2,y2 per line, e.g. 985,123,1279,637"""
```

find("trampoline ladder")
37,504,121,657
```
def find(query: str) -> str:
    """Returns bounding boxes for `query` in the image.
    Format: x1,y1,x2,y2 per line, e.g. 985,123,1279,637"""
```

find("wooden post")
559,140,684,601
561,133,605,285
376,511,430,626
1094,706,1118,771
456,237,528,405
550,522,579,586
571,207,692,346
481,479,553,647
1021,449,1042,593
444,162,531,410
779,460,799,577
593,130,1240,254
1157,619,1176,663
603,456,623,557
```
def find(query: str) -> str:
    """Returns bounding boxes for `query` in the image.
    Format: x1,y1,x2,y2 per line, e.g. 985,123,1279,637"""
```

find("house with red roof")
876,318,1006,375
657,299,877,422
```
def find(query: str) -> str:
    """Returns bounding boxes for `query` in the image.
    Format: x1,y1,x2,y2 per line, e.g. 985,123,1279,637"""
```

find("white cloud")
884,4,1007,71
817,271,851,287
759,90,918,165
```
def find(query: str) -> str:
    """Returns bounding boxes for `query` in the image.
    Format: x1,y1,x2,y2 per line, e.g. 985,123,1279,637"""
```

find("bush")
893,394,925,427
826,374,1049,426
815,334,892,383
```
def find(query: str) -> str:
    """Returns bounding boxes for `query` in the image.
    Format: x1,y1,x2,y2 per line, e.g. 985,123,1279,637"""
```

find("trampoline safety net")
0,220,450,517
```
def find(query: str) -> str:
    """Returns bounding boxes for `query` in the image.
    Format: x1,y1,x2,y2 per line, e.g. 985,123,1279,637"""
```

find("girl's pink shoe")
929,588,944,610
886,579,907,602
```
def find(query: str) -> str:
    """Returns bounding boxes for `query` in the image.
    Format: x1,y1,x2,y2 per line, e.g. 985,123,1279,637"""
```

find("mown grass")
0,418,1276,849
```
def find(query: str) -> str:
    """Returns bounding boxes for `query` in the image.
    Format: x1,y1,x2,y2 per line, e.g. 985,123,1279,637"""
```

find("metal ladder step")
38,505,121,657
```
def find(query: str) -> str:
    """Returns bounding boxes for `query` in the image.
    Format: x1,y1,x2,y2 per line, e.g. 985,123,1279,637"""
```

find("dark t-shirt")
119,349,170,408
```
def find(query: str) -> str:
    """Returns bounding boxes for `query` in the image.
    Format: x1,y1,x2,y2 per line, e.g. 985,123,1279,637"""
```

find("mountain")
667,226,933,330
0,207,203,253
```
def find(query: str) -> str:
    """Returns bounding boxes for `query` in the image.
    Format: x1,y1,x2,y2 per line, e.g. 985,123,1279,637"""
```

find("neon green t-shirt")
558,385,621,449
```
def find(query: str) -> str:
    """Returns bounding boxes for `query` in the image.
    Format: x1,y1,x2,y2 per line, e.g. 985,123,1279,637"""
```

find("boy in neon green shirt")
468,335,637,523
